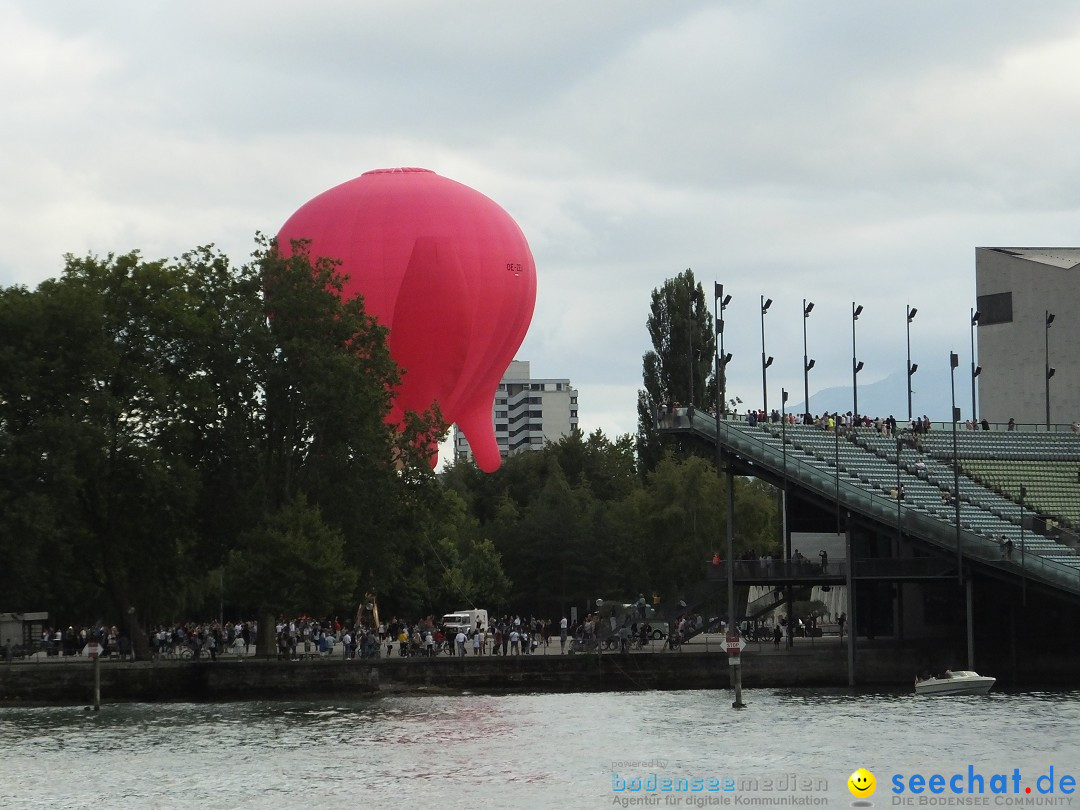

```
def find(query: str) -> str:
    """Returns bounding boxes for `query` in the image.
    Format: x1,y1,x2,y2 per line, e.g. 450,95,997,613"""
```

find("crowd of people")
22,608,712,662
306,614,558,659
26,615,574,662
659,400,1023,437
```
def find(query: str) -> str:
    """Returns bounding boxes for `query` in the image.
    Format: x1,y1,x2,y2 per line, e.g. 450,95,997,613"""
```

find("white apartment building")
453,360,579,465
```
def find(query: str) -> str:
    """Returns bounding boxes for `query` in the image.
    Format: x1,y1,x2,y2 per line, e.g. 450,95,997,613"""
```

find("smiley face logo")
847,768,876,798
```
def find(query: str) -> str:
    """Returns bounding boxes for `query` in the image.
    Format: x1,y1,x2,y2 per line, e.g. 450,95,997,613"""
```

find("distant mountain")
791,369,970,424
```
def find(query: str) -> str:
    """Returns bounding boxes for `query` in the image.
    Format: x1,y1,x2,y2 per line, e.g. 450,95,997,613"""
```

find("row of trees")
0,249,777,644
441,430,779,618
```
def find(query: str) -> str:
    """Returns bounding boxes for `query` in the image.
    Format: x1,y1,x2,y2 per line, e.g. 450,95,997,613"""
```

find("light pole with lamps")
950,351,962,584
715,284,731,415
803,300,814,422
906,305,918,420
1045,310,1055,428
713,284,733,470
761,296,773,415
852,302,864,421
687,286,701,411
970,309,981,423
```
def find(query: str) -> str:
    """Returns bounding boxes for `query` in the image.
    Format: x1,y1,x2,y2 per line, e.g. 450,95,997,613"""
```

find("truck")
440,609,489,634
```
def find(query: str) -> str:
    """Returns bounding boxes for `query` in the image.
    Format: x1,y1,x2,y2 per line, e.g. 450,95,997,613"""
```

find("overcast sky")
4,2,1080,463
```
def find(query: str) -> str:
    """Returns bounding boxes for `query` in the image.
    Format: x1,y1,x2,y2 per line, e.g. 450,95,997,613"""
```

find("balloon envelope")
277,167,536,472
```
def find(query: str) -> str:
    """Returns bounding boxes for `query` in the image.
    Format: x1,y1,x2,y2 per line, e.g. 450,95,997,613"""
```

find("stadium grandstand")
659,408,1080,683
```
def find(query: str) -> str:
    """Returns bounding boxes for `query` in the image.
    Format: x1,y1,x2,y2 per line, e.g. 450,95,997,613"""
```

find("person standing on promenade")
560,616,568,653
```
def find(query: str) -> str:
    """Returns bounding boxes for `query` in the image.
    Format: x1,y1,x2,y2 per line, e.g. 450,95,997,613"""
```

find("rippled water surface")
2,688,1077,809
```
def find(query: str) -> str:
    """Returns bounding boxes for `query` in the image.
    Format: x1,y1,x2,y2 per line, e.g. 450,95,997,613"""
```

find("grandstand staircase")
743,585,812,622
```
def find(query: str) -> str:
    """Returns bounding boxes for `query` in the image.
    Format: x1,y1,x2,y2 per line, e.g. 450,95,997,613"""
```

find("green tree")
634,453,724,600
0,237,448,651
226,494,356,617
636,269,717,474
0,251,237,643
492,459,601,615
256,237,416,609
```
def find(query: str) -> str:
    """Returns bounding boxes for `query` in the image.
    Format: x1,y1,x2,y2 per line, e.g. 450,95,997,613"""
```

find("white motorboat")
914,670,995,696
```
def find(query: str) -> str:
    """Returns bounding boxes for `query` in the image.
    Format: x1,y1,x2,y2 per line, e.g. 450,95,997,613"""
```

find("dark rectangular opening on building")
976,291,1012,325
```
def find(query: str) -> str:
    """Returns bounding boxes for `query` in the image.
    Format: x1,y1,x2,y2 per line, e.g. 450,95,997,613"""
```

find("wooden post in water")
92,652,101,711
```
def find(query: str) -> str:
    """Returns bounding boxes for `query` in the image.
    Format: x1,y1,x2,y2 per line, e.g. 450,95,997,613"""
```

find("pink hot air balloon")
277,167,537,472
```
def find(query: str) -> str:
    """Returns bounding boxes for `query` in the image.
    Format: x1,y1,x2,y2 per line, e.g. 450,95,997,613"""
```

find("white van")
440,609,489,634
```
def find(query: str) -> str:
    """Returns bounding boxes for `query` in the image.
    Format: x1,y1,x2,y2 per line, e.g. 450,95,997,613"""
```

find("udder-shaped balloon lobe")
277,167,536,472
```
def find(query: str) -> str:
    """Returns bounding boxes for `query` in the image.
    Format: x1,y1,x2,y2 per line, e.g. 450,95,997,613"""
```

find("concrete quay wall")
0,646,1074,706
0,648,890,706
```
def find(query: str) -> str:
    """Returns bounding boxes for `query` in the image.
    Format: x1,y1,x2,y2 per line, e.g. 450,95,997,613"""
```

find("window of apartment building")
570,396,577,405
570,410,577,419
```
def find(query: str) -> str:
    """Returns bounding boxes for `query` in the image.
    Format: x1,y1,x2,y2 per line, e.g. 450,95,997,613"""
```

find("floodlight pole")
906,305,917,420
688,283,696,411
950,351,961,584
852,302,863,421
1045,311,1055,429
761,296,773,415
803,300,814,422
716,284,731,416
970,309,980,423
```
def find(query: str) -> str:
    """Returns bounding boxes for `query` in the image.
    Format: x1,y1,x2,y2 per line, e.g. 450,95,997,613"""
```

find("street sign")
728,654,741,666
85,642,101,659
725,635,746,654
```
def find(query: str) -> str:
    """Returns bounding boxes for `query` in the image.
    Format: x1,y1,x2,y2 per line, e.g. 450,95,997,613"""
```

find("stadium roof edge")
978,247,1080,270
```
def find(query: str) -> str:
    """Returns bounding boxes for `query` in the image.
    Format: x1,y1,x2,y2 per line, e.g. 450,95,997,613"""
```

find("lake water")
2,688,1077,809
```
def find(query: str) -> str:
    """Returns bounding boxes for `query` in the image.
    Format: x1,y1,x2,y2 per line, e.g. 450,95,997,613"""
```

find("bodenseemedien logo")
610,769,829,805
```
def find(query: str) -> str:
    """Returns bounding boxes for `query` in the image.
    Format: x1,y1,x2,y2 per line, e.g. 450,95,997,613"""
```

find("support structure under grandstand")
659,409,1080,685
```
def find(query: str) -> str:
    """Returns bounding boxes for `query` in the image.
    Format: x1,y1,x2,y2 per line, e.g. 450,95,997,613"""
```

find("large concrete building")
452,360,579,465
976,247,1080,426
